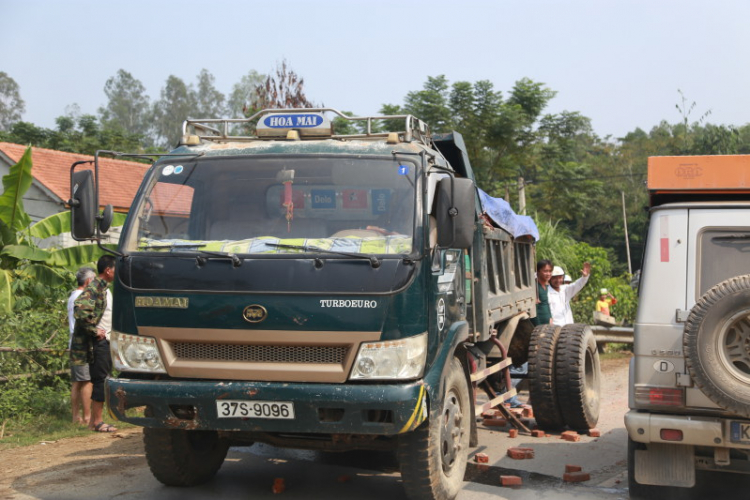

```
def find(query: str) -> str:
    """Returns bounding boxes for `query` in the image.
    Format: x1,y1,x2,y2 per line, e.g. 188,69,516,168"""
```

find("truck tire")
527,324,564,430
398,357,470,500
143,428,229,486
555,323,600,430
684,275,750,418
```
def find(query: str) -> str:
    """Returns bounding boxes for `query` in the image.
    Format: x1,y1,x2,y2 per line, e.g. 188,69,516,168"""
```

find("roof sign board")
256,112,332,138
648,155,750,192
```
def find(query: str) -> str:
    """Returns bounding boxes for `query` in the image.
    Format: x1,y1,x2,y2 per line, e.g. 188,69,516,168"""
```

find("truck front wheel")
398,357,470,500
143,428,229,486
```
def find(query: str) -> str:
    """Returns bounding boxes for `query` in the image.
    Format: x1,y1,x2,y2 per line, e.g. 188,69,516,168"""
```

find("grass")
0,412,136,451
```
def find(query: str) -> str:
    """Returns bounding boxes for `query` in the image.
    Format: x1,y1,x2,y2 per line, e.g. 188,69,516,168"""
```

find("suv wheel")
684,274,750,417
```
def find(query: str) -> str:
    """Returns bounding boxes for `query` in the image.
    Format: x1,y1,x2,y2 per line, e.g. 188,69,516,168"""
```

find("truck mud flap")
635,442,695,487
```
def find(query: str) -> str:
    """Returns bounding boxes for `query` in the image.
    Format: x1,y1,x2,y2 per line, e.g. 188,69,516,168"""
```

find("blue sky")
1,0,749,138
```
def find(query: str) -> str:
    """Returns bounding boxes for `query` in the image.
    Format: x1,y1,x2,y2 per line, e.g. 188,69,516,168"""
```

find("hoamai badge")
135,296,189,309
243,304,268,323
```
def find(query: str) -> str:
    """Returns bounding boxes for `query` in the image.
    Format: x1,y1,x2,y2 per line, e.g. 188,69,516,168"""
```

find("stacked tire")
527,323,601,430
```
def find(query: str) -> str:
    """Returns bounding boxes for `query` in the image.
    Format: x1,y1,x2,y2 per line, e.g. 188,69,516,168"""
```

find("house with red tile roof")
0,142,149,247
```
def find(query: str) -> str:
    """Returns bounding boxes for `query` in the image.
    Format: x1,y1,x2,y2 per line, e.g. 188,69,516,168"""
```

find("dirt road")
0,356,631,500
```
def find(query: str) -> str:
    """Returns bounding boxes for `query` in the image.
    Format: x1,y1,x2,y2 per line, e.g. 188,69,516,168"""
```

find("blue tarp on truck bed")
478,189,539,241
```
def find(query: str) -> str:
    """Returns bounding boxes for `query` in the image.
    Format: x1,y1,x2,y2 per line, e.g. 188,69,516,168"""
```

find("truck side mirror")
70,170,97,240
436,177,475,249
99,204,114,234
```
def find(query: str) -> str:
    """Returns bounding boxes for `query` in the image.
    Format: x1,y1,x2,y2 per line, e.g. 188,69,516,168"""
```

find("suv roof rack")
181,108,432,146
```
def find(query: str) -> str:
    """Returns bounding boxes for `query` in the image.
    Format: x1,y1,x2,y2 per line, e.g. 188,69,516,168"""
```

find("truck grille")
171,342,348,364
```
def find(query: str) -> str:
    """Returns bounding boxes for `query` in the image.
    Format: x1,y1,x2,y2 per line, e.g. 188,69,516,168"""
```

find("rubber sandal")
93,422,118,433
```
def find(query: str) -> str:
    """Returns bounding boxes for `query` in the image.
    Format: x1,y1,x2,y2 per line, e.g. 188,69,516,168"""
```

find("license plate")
216,400,295,419
730,420,750,444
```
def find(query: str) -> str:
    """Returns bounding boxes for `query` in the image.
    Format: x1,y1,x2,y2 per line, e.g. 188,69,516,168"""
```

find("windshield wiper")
139,242,205,250
196,250,243,267
263,242,381,268
137,243,242,267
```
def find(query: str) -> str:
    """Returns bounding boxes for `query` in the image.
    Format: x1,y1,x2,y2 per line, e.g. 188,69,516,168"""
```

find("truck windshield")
121,156,418,256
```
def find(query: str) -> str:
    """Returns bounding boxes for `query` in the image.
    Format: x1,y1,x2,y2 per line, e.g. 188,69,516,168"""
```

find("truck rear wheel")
684,275,750,418
398,357,469,500
555,323,600,430
527,324,564,430
143,428,229,486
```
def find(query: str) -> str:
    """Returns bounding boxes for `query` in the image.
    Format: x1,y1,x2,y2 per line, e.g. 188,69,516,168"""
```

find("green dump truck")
69,109,600,500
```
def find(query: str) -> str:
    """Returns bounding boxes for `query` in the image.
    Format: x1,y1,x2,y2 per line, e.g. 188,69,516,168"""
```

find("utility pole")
621,190,632,275
517,177,526,215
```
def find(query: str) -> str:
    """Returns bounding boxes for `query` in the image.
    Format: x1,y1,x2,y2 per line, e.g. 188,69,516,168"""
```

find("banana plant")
0,148,126,314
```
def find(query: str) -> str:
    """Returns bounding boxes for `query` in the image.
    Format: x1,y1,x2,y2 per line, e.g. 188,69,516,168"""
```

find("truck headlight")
111,330,167,374
350,333,427,380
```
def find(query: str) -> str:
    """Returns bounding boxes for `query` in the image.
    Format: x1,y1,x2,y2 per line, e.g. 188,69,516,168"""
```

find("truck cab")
626,155,750,497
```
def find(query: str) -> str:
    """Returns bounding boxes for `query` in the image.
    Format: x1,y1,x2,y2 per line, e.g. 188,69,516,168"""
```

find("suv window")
699,229,750,296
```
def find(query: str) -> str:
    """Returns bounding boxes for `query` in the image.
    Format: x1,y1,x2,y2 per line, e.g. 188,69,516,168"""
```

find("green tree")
0,72,25,131
152,75,197,148
227,70,264,118
98,69,151,139
194,69,226,118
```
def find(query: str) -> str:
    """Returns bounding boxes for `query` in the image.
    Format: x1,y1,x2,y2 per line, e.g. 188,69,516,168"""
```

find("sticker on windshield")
398,165,409,175
162,165,174,176
372,189,391,214
174,165,184,174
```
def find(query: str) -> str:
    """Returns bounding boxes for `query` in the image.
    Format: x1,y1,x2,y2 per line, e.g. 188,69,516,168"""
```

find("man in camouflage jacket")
73,255,116,432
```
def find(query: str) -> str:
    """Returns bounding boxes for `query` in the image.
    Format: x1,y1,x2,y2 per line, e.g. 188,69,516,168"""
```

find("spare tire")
527,324,564,430
684,275,750,418
555,323,601,430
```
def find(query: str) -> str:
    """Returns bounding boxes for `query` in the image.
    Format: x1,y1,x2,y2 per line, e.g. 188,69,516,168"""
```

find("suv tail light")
635,386,684,407
660,429,684,441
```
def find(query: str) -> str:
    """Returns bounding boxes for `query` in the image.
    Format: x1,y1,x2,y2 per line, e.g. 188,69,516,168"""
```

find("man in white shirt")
67,267,95,424
548,263,590,326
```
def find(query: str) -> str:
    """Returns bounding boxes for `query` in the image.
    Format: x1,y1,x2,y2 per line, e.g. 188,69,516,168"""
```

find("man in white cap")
548,262,590,326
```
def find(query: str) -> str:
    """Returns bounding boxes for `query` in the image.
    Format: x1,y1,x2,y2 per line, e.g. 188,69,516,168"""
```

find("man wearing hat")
548,263,590,326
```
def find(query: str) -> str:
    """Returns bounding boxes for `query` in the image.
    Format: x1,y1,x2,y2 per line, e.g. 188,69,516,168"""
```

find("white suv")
626,155,750,498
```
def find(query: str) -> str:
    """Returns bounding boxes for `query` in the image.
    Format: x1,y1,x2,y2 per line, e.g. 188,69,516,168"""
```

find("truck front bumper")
625,410,750,449
107,377,428,435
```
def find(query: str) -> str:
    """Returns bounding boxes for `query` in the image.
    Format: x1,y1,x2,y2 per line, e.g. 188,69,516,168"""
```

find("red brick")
506,447,535,459
508,428,518,438
336,475,351,483
483,417,507,427
522,407,534,418
565,464,582,473
563,471,591,483
474,453,489,463
272,478,285,493
531,429,546,438
588,428,601,437
561,430,581,442
500,475,523,487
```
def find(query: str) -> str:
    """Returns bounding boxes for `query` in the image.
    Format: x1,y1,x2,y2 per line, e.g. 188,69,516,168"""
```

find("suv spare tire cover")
684,274,750,418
